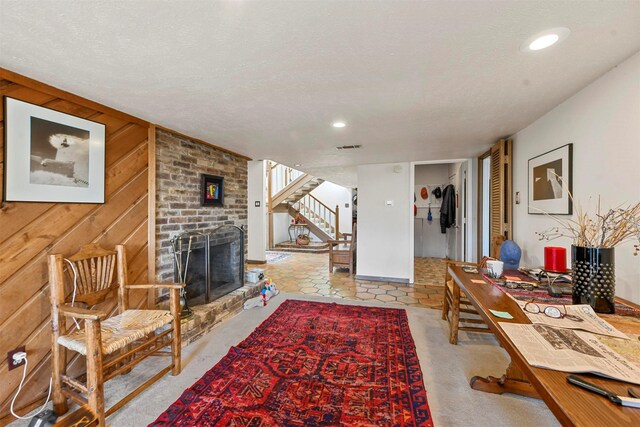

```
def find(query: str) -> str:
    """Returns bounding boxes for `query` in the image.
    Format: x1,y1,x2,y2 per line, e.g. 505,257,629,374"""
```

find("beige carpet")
10,294,559,427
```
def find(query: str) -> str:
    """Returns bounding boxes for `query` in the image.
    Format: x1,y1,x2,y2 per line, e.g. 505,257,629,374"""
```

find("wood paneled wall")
0,69,154,422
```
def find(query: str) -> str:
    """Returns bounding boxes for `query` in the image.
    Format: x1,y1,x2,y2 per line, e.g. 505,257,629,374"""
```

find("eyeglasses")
505,281,536,291
523,301,583,322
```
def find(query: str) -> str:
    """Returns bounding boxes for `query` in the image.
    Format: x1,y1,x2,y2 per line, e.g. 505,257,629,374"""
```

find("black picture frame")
528,143,573,215
3,96,106,203
201,174,224,207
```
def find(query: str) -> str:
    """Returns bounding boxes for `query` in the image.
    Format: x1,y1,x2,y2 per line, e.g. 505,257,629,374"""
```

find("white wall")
357,163,411,281
247,160,267,262
466,158,478,263
414,164,449,258
273,212,291,245
512,52,640,303
311,181,353,235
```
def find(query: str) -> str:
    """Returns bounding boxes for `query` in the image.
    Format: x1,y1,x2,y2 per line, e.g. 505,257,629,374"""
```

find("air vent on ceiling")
336,145,362,150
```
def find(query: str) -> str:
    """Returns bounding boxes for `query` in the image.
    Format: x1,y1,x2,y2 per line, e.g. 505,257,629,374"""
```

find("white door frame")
409,158,476,284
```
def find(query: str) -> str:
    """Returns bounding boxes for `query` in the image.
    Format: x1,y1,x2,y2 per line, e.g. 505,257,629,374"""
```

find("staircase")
289,195,339,242
271,174,324,210
268,163,340,248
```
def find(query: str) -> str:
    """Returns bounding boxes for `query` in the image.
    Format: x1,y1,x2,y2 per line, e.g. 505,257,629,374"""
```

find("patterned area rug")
150,300,433,426
265,251,293,264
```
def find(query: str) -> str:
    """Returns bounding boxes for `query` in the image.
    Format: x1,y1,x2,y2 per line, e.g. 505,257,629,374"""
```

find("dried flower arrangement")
535,198,640,255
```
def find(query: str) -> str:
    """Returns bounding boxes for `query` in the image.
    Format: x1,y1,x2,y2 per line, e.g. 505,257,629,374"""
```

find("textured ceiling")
1,1,639,186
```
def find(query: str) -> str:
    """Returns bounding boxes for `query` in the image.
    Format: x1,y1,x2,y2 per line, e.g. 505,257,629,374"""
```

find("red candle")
544,247,567,272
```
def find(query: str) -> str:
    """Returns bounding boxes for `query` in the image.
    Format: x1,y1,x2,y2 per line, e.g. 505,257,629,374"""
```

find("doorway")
410,159,475,285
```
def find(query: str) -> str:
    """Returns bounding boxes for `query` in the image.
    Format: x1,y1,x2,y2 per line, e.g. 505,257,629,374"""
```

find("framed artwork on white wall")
528,143,573,215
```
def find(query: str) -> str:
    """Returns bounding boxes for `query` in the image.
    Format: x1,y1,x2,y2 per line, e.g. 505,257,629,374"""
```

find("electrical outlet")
8,346,26,371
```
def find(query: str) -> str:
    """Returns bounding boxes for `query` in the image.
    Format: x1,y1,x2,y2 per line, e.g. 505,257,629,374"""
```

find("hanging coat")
440,184,456,233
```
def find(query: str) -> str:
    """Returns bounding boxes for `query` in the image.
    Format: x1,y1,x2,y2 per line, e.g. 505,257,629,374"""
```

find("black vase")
571,245,615,314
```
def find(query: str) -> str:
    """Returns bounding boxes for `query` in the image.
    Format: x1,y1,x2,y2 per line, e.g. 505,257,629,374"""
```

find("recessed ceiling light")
529,34,559,50
294,164,302,167
520,27,570,53
332,121,346,128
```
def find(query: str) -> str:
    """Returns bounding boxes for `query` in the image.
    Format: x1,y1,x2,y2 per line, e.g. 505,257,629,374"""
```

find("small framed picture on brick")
201,174,224,207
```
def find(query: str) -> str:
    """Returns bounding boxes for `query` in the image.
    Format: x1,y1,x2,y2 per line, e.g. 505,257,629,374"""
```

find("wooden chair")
328,223,357,274
441,258,492,344
48,244,184,426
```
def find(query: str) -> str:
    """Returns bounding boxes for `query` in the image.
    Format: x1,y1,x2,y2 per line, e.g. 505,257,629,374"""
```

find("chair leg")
449,285,461,345
86,321,105,426
50,343,68,416
170,289,182,376
441,292,450,320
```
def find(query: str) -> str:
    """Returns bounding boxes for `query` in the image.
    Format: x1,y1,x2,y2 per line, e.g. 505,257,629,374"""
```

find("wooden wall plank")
0,204,53,242
105,142,148,195
0,169,149,327
0,143,148,285
0,216,151,413
41,99,98,119
106,125,148,166
0,204,95,283
94,114,130,138
0,189,150,367
0,198,150,410
0,85,57,105
0,70,151,422
0,79,16,90
0,318,51,414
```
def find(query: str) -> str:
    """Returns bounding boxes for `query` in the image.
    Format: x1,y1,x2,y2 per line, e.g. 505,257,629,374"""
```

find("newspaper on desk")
516,302,630,339
501,322,640,385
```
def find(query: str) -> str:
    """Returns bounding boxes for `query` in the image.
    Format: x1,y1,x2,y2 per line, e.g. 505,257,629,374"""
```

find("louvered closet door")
489,139,512,258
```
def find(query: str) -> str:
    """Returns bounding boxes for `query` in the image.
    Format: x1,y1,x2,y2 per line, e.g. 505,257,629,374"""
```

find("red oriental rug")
150,300,433,426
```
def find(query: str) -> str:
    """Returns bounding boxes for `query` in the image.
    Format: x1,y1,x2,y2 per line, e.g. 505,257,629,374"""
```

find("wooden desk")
448,265,640,426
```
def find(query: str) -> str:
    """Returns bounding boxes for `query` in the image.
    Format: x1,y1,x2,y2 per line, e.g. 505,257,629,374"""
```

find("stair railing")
270,163,304,196
294,194,340,239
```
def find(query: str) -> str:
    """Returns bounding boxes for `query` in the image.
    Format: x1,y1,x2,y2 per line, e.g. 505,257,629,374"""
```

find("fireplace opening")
172,225,245,307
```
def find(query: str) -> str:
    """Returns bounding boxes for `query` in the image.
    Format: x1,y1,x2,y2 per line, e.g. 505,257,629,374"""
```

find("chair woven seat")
58,309,173,356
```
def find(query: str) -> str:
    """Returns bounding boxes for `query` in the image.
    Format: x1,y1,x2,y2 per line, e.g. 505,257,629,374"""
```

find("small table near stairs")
288,223,310,242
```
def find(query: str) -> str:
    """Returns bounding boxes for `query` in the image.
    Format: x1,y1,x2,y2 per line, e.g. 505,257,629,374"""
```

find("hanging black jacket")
440,184,456,233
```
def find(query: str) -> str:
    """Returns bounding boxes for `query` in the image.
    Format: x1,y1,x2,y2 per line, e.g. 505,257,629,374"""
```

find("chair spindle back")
64,244,118,307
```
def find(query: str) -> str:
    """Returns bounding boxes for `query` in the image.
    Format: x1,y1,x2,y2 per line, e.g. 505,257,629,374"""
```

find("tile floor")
255,253,445,309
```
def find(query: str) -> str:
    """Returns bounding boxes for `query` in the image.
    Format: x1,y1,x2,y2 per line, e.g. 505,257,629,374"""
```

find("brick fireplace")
172,225,245,307
155,128,260,345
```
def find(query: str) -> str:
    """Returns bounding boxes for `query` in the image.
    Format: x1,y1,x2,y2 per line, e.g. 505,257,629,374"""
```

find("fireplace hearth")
172,225,245,307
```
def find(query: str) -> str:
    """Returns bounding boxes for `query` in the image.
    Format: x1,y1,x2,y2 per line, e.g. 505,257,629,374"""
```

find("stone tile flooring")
414,256,447,288
255,253,445,309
